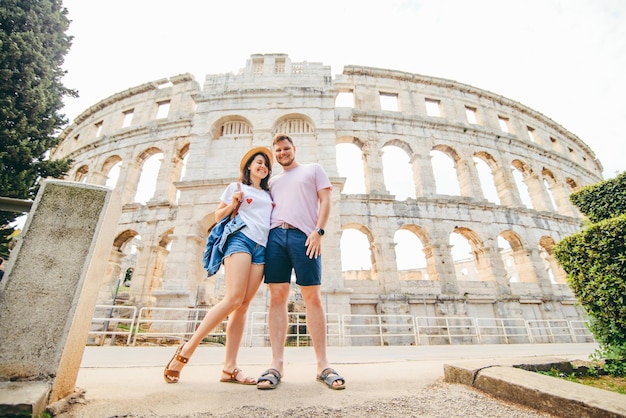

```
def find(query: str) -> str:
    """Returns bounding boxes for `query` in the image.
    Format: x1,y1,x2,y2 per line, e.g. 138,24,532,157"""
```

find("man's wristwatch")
316,228,325,236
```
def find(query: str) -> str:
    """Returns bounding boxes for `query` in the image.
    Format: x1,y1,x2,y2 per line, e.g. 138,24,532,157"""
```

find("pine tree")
0,0,74,258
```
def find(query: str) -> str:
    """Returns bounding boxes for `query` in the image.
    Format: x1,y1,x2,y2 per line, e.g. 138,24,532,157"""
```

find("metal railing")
249,311,342,347
416,316,479,345
88,307,595,347
342,314,417,346
568,320,596,343
88,304,137,345
526,319,576,343
131,306,228,345
475,317,531,344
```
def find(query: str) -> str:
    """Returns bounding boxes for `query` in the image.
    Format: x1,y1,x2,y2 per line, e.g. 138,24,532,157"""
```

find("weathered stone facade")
51,54,602,330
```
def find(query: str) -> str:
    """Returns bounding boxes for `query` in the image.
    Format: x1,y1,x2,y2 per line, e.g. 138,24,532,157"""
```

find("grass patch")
537,362,626,396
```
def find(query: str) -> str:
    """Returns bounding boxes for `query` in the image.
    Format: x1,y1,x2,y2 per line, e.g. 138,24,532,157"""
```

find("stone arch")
210,115,253,140
511,159,534,209
102,155,122,173
381,140,415,200
136,146,163,164
178,143,190,159
396,224,439,281
158,228,175,249
473,151,500,204
113,229,140,251
340,223,375,280
134,147,164,204
335,136,366,194
272,113,316,135
565,177,579,191
431,144,462,195
102,155,122,189
540,168,558,211
499,230,538,283
100,229,142,304
451,226,492,281
538,235,567,284
432,144,461,163
74,164,89,182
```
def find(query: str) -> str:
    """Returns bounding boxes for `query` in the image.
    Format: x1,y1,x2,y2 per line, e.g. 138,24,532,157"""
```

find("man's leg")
268,282,290,372
301,285,345,389
257,282,290,388
300,285,328,372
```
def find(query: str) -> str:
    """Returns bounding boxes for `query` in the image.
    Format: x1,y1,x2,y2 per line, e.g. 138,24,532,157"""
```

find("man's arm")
305,187,331,259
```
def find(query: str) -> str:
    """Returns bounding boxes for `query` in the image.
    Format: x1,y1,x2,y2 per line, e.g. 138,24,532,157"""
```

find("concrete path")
49,343,618,417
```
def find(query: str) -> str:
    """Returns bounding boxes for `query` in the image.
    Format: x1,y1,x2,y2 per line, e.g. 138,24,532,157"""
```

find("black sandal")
256,368,281,390
317,368,346,390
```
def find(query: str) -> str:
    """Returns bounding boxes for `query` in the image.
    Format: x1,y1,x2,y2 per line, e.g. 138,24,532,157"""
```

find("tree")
0,0,75,258
554,171,626,375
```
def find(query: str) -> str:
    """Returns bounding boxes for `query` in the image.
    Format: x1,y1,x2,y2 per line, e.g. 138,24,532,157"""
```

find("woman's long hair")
240,152,271,191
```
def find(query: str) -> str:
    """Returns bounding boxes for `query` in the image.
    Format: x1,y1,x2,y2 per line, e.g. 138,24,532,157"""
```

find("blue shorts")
264,227,321,286
223,231,266,265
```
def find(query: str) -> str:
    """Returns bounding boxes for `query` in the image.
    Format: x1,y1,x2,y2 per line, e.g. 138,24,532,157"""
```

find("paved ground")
51,343,603,417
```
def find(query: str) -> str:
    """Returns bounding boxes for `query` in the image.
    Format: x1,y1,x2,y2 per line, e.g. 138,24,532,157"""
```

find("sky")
59,0,626,180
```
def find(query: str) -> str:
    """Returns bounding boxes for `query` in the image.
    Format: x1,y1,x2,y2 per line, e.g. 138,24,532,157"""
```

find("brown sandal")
220,367,256,385
163,342,189,383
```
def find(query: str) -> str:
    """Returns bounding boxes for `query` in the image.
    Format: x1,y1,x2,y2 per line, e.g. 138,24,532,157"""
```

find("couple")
163,134,346,390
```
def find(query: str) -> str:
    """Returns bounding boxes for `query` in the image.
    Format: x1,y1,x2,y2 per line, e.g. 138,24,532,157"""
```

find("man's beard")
278,156,294,167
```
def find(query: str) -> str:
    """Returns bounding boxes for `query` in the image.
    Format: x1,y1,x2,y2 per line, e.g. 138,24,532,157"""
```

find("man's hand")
305,231,322,259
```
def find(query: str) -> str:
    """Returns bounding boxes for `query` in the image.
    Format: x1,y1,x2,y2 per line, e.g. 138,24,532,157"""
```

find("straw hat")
240,146,273,174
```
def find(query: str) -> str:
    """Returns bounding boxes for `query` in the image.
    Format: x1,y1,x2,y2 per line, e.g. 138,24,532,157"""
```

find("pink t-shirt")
269,163,332,236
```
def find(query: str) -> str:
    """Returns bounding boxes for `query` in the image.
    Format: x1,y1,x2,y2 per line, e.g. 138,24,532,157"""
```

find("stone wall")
50,53,602,336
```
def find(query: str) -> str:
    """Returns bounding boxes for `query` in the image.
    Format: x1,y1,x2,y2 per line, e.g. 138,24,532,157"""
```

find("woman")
164,146,273,384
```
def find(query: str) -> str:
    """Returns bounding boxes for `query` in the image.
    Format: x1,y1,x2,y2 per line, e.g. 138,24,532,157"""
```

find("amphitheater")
50,53,603,346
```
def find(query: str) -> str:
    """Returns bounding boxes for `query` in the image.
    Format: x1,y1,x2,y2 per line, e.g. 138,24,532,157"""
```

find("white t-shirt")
269,163,332,236
220,182,273,247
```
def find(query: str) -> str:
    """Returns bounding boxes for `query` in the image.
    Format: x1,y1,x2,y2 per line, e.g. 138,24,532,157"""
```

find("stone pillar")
525,173,552,212
97,250,125,305
492,166,522,207
0,180,120,411
129,242,168,307
482,242,512,296
362,140,387,194
456,156,484,199
373,234,400,294
89,170,109,186
150,144,183,203
550,181,577,217
321,181,345,290
431,241,459,295
411,152,436,197
511,248,540,284
528,247,555,296
117,160,142,204
155,229,206,309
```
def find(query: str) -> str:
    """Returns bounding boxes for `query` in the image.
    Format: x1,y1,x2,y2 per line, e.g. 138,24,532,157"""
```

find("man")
256,134,346,390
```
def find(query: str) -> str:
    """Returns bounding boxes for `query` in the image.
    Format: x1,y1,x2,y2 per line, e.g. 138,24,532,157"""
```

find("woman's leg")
165,252,251,379
222,263,264,382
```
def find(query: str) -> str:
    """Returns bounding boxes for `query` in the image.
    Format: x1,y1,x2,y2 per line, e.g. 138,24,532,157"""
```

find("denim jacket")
203,214,246,276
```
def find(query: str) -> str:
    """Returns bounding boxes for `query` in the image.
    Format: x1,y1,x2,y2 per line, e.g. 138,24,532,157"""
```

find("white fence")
88,306,595,346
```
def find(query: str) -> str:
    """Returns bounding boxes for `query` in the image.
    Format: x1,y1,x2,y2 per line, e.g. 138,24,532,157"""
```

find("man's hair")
272,133,293,146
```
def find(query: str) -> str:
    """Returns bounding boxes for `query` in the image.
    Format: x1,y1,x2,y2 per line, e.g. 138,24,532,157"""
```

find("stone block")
0,180,120,408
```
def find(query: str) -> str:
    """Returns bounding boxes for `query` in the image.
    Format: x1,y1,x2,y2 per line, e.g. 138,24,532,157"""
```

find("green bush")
554,172,626,375
570,171,626,223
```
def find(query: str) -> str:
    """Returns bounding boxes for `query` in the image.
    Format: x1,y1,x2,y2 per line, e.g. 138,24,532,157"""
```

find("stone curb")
443,357,626,418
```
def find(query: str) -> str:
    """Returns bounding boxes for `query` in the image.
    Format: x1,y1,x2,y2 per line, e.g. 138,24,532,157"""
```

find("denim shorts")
264,227,321,286
223,231,266,265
